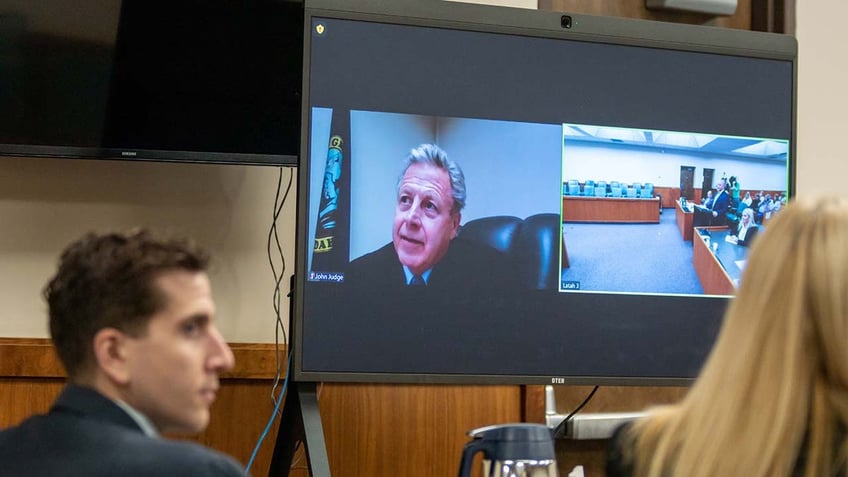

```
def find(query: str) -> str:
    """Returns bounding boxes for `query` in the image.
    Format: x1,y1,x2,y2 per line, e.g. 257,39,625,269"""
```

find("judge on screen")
345,143,516,294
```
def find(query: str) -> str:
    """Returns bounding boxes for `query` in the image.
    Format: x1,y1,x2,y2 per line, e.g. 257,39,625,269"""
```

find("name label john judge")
309,271,345,283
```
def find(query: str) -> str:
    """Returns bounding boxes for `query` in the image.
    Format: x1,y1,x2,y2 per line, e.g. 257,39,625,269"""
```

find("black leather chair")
458,213,561,290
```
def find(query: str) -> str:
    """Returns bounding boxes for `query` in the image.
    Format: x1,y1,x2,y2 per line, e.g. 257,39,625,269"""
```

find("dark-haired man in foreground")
0,230,245,476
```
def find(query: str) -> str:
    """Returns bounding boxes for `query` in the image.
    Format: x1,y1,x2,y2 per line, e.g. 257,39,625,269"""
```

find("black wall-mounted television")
0,0,302,165
293,0,796,385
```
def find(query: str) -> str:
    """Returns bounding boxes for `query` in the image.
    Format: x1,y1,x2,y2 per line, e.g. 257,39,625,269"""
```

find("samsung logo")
121,151,137,157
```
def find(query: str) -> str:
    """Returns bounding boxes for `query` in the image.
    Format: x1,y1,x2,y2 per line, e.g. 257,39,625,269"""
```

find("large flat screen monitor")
294,0,796,385
0,0,302,165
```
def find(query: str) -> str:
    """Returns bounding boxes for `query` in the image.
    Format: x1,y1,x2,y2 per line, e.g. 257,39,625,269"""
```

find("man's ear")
451,212,462,239
92,328,131,386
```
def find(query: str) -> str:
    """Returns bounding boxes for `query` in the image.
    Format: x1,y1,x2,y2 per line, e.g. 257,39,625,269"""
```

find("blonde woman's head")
730,196,848,388
740,207,755,226
628,196,848,477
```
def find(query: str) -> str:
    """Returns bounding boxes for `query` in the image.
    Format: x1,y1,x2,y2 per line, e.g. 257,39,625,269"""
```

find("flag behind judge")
310,109,350,276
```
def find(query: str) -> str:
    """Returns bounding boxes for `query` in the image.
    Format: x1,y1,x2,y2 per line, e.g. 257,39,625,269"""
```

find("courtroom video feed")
304,111,789,298
559,123,789,297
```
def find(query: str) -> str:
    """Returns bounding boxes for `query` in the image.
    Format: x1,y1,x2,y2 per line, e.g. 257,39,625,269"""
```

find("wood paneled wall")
319,383,524,476
0,339,526,476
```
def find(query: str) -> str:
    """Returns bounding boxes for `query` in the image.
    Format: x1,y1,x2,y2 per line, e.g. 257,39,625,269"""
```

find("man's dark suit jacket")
345,237,517,295
302,237,523,373
711,190,730,217
694,190,731,226
0,384,245,477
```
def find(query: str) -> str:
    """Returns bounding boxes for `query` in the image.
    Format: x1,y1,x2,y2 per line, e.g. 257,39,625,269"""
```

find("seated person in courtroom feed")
727,207,758,246
345,143,517,296
738,190,753,213
607,196,848,477
756,193,774,223
0,230,245,477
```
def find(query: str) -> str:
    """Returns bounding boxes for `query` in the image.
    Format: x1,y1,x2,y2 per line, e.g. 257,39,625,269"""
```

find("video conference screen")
294,1,796,384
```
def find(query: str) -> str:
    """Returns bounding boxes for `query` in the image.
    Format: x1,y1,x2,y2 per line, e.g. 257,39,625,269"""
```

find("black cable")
266,167,294,408
552,385,599,439
245,165,295,474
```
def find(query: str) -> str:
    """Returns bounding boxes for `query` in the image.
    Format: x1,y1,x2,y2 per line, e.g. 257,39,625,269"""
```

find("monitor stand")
268,380,331,476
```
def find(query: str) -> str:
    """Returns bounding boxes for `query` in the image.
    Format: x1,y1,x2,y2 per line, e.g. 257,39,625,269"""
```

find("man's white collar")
114,399,159,437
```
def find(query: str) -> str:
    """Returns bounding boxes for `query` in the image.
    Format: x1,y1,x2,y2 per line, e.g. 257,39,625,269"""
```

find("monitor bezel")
293,0,798,386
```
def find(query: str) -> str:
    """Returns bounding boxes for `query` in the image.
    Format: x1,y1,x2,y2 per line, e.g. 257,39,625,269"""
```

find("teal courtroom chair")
594,185,606,197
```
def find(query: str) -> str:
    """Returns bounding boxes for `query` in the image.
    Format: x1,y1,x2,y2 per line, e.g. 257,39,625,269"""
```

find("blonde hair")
741,207,755,222
625,196,848,477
